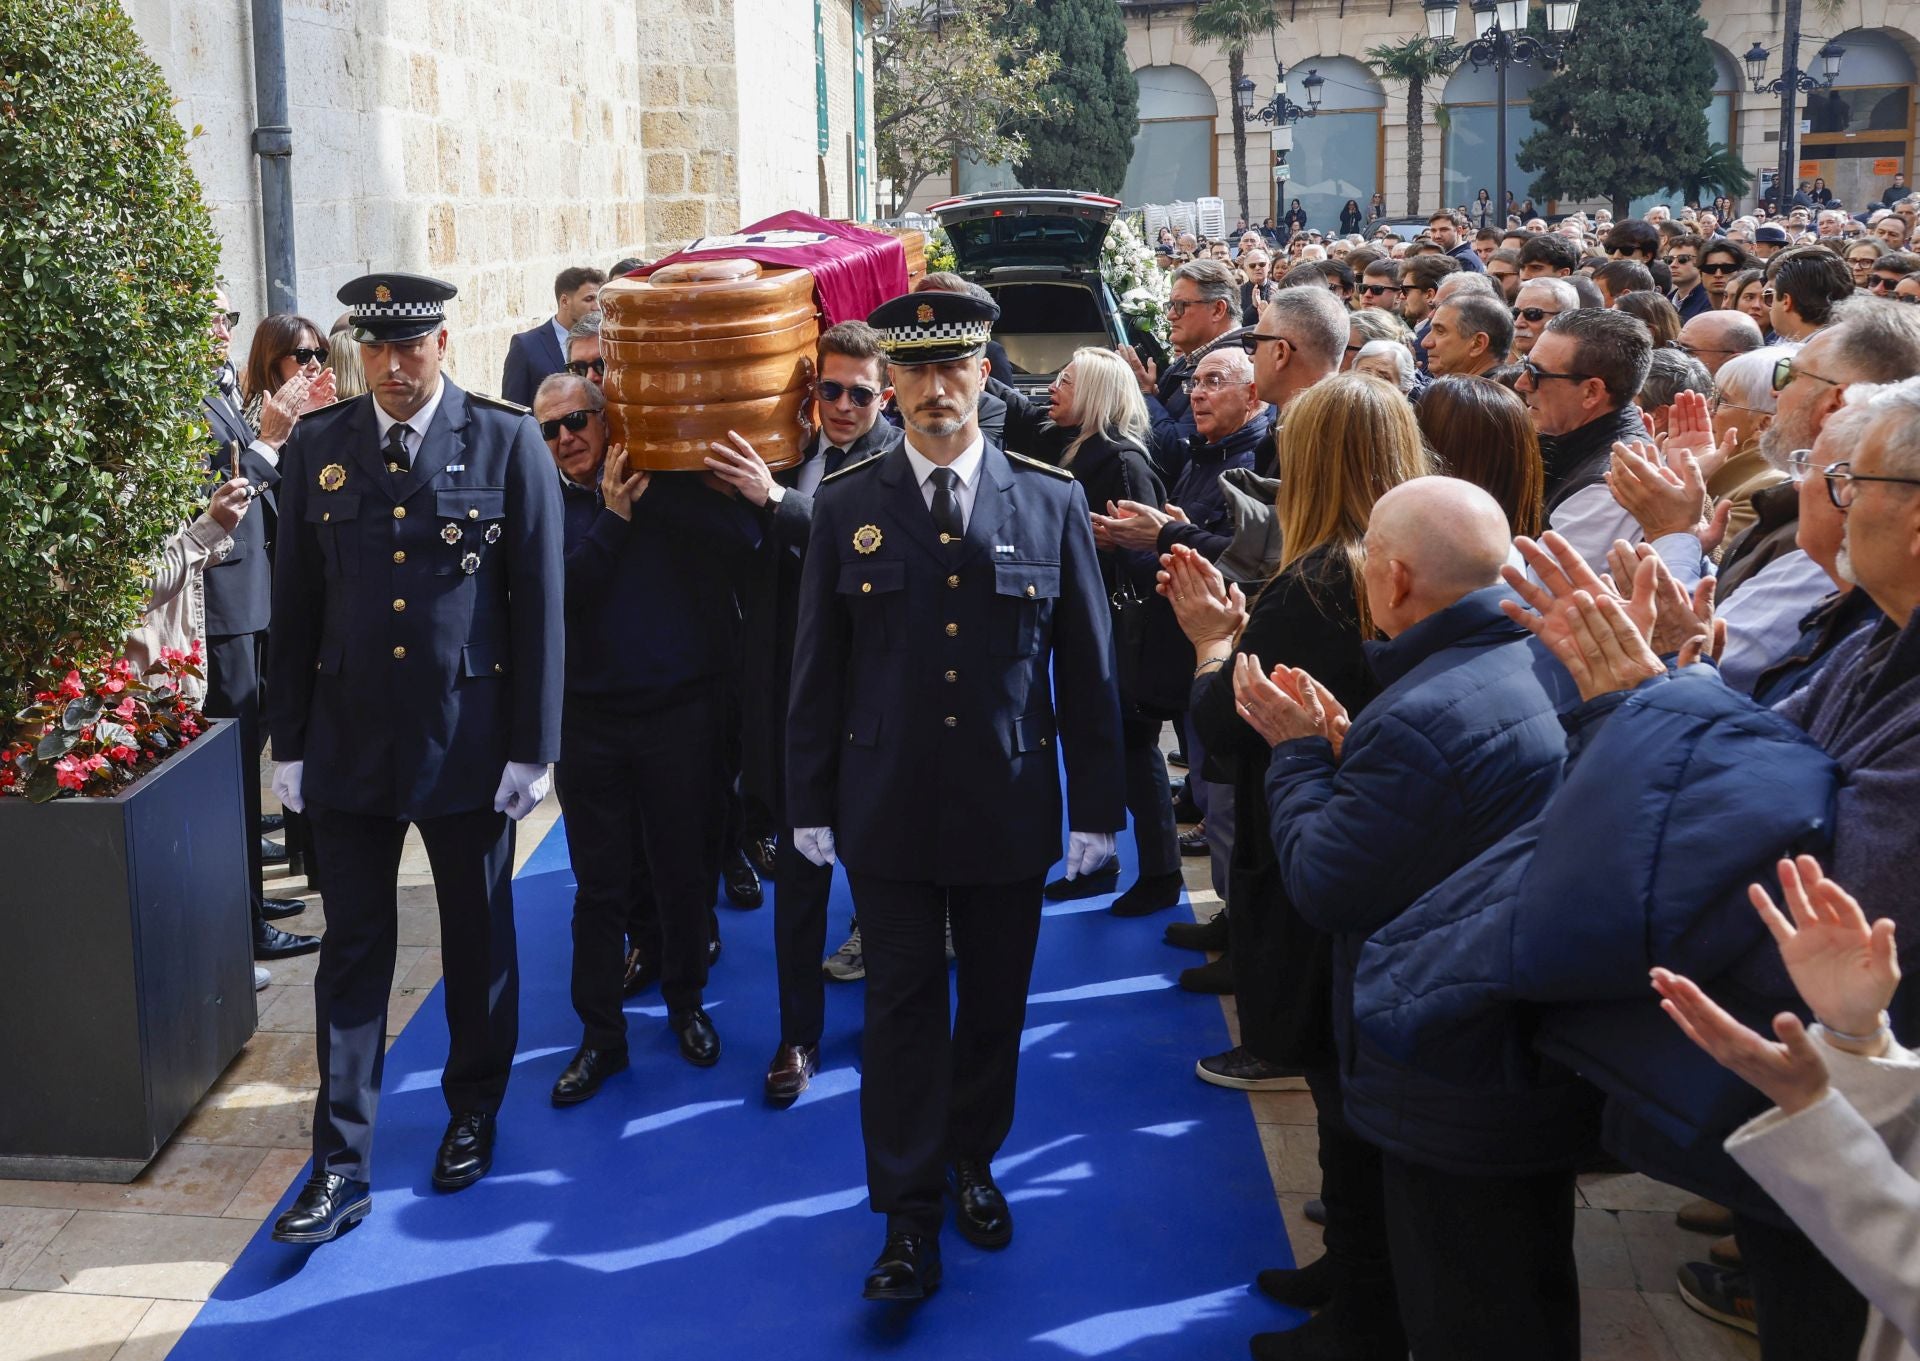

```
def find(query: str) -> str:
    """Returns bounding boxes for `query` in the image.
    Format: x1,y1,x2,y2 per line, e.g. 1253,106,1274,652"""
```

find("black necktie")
385,422,412,474
823,443,849,477
929,467,963,542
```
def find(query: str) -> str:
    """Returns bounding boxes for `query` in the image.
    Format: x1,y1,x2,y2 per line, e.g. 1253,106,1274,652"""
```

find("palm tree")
1187,0,1278,228
1365,36,1456,217
1666,143,1756,206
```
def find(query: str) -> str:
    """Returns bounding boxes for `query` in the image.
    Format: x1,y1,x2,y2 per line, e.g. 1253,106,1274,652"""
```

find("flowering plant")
1101,213,1170,348
1,645,207,803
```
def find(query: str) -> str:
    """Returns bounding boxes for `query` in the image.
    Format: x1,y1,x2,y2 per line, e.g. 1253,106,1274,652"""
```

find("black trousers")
1381,1152,1580,1360
847,870,1046,1236
308,803,517,1179
558,690,720,1042
1736,1211,1868,1361
1123,716,1179,879
203,630,264,919
1303,1067,1400,1301
772,836,835,1048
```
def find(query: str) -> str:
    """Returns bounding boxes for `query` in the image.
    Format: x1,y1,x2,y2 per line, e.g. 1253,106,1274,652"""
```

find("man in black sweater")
538,374,762,1104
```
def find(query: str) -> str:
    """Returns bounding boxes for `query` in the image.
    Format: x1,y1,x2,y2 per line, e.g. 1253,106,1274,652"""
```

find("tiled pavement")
0,784,1758,1359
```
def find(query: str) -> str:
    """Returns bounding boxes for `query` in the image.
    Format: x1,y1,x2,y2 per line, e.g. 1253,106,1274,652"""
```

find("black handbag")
1111,572,1193,718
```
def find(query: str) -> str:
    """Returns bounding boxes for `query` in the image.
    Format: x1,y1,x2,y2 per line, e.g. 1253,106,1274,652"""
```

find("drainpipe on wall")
249,0,298,314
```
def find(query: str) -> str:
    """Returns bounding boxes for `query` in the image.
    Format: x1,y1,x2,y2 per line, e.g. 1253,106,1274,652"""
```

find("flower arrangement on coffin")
926,223,958,275
1100,213,1170,348
2,646,208,803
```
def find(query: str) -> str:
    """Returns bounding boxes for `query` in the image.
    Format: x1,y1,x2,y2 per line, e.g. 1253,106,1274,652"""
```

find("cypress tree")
1010,0,1139,195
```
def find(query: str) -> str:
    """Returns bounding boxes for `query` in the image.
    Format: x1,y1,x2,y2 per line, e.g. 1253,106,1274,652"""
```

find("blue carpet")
171,817,1299,1359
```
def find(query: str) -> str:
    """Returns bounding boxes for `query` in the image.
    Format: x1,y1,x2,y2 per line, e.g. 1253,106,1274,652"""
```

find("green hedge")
0,0,222,716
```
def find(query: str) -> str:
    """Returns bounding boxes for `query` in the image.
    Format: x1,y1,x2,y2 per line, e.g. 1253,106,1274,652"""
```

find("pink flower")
53,758,86,791
106,746,135,765
58,671,85,699
99,678,125,694
114,697,138,720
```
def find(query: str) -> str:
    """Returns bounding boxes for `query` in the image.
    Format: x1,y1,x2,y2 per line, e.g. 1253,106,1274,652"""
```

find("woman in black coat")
1164,373,1430,1358
1284,199,1309,237
1339,199,1364,235
991,350,1182,916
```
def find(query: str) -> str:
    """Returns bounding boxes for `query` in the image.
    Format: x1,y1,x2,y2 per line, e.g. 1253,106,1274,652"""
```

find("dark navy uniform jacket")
786,441,1126,886
201,393,280,638
267,381,564,820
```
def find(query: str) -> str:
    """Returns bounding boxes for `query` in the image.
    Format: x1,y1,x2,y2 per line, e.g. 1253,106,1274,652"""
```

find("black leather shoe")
271,1172,371,1244
722,848,763,909
745,833,778,878
621,947,660,997
671,1006,721,1067
1256,1253,1336,1308
253,920,320,960
948,1157,1012,1249
1178,954,1232,994
432,1110,496,1190
259,812,287,834
1110,870,1184,917
260,836,289,865
1042,859,1120,901
551,1046,628,1106
863,1231,942,1301
260,896,307,921
1165,910,1228,951
764,1042,818,1104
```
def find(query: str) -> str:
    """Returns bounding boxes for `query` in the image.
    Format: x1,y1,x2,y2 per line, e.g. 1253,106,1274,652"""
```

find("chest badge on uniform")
484,523,502,544
442,523,463,544
317,463,347,492
461,552,481,575
852,524,884,555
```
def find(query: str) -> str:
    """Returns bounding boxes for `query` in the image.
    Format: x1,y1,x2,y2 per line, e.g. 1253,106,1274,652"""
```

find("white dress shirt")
903,433,985,534
372,378,446,465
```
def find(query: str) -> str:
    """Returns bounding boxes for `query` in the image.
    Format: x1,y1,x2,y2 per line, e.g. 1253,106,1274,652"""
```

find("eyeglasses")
1824,459,1920,508
1670,255,1698,268
1359,283,1402,297
1511,306,1560,323
1182,373,1246,394
1761,288,1778,305
1771,356,1843,393
1166,299,1212,317
1785,448,1815,483
1519,359,1593,386
1238,332,1289,355
565,357,606,378
814,379,881,406
538,409,597,441
285,347,329,366
218,309,241,328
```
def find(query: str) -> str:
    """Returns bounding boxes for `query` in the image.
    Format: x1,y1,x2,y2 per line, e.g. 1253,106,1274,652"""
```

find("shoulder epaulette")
470,391,530,414
1006,449,1073,479
302,394,361,420
822,454,885,484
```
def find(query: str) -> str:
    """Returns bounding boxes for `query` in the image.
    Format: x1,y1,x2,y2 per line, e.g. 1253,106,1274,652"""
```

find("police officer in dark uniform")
265,273,564,1244
702,320,905,1105
786,290,1126,1299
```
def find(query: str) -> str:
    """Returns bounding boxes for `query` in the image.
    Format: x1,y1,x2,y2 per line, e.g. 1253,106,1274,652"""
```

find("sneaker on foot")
1178,823,1209,856
1196,1045,1300,1091
823,927,865,982
1676,1262,1757,1335
253,966,271,991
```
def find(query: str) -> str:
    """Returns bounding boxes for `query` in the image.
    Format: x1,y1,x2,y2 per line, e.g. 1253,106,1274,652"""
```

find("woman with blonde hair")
1163,371,1430,1356
327,319,368,399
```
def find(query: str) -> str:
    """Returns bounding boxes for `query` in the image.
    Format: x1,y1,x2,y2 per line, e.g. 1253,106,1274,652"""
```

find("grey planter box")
0,718,257,1182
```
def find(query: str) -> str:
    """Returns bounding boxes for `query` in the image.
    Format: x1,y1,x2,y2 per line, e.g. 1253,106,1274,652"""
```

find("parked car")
928,188,1166,392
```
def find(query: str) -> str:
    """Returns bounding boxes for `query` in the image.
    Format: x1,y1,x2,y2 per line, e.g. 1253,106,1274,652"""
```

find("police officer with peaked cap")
786,288,1127,1300
265,272,565,1244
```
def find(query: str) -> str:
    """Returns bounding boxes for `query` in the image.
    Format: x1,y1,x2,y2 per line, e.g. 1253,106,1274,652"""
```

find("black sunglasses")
565,357,607,378
1520,359,1593,385
815,380,881,407
1511,306,1559,323
1238,332,1289,355
539,409,597,440
286,346,329,366
1698,261,1742,276
1359,283,1402,297
220,309,242,327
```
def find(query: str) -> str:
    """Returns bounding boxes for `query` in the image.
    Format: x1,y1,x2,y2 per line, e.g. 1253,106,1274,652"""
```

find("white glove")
271,760,305,815
795,826,837,868
1064,830,1117,880
492,761,552,821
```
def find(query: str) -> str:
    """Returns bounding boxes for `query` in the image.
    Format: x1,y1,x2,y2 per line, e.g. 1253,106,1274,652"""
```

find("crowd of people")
128,182,1920,1360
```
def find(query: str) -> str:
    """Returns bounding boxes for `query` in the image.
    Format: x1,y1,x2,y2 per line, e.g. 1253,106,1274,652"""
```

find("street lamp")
1421,0,1578,221
1745,28,1844,214
1239,65,1322,199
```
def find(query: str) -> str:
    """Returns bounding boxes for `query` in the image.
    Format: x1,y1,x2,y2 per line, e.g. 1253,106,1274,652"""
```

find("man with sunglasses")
564,312,605,389
1867,251,1920,300
1357,260,1404,313
702,321,904,1104
1667,235,1715,322
1510,277,1578,359
266,272,564,1245
1698,240,1752,306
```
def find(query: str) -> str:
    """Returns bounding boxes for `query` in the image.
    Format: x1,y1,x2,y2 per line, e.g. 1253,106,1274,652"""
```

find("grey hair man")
1511,277,1579,359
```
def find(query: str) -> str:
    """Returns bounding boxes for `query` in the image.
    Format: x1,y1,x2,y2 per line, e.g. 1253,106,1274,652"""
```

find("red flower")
58,671,85,699
109,659,136,680
159,646,182,664
188,639,204,663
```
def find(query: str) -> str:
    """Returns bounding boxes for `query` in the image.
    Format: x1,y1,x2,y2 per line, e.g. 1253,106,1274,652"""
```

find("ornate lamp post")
1745,25,1844,214
1235,66,1322,203
1421,0,1579,223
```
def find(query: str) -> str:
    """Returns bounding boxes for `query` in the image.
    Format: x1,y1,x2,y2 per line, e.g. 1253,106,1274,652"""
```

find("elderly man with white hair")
1511,276,1580,359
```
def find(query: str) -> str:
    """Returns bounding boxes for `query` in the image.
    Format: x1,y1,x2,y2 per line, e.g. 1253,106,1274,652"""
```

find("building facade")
128,0,880,393
909,0,1918,234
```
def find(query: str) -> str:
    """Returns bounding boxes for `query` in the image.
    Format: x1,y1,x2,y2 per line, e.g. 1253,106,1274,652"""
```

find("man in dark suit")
500,266,604,407
204,289,318,956
266,273,564,1244
703,321,904,1105
787,290,1126,1300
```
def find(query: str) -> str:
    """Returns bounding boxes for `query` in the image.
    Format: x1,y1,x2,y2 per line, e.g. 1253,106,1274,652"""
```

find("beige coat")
123,513,232,708
1708,442,1789,562
1726,1028,1920,1361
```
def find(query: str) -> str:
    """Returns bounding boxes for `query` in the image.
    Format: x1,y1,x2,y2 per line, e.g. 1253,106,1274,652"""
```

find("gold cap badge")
915,303,934,324
373,283,392,303
852,524,883,555
317,463,347,492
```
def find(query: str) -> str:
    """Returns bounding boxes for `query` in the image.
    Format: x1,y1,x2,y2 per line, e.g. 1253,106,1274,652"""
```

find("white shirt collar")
372,378,446,447
902,432,984,489
551,316,572,357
